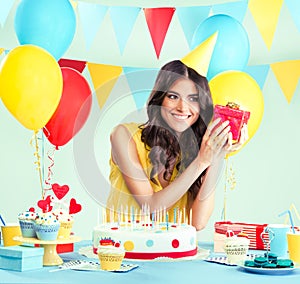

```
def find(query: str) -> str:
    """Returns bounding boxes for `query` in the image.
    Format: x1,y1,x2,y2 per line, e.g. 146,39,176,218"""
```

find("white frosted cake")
92,222,197,260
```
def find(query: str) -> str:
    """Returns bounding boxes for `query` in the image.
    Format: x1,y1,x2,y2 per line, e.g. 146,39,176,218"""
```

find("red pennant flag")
144,7,175,59
58,58,87,73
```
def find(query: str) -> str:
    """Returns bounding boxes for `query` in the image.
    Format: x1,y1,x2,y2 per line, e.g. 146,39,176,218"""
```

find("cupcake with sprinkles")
53,208,74,239
34,211,60,241
97,238,125,271
18,208,37,238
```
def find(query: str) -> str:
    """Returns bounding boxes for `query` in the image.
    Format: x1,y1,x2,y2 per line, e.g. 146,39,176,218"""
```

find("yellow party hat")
181,32,218,77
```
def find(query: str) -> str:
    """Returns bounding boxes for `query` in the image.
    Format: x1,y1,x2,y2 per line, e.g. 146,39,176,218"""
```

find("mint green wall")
1,0,300,241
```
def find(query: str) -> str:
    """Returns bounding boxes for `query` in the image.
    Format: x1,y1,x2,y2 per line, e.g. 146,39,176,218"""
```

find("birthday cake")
92,222,197,260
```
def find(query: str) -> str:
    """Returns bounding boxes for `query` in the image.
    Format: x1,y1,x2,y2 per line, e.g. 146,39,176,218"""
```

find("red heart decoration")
52,183,69,200
69,198,82,214
37,196,53,213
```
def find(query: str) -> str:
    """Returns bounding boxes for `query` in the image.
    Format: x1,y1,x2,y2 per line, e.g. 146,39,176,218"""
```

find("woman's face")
161,78,200,135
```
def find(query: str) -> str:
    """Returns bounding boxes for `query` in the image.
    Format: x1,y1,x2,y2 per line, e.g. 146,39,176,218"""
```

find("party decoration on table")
0,45,63,131
181,32,218,77
214,221,269,253
209,70,264,156
37,196,53,213
43,67,92,149
223,230,250,265
14,0,76,60
205,253,257,266
52,184,70,200
191,14,250,80
50,260,139,273
69,198,82,215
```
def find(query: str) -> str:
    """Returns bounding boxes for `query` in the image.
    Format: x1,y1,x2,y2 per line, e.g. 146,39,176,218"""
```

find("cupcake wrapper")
34,223,60,241
98,253,125,271
19,220,36,238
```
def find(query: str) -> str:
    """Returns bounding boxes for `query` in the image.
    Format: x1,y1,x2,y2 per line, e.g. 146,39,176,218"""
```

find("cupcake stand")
13,236,81,266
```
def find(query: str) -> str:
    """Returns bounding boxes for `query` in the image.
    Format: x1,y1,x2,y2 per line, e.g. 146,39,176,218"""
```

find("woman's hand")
198,118,231,167
224,123,249,153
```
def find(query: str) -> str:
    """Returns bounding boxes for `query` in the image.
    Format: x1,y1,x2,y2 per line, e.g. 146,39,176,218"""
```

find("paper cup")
1,223,22,246
267,224,290,257
287,232,300,265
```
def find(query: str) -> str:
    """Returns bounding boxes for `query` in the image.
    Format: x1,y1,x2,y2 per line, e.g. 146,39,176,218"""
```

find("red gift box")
214,103,250,140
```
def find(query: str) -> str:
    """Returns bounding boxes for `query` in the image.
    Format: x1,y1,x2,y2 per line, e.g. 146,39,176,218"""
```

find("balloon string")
222,157,236,221
30,130,44,198
223,157,228,221
44,146,56,192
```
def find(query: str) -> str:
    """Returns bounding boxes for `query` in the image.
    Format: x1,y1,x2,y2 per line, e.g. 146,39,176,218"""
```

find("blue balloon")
191,14,250,80
14,0,76,60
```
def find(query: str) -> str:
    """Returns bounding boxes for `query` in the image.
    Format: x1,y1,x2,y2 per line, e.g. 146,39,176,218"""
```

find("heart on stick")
37,195,53,212
52,183,69,200
69,198,82,214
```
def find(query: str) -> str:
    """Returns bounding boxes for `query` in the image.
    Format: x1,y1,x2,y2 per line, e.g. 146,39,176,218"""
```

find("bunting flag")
109,6,141,55
248,0,284,50
285,0,300,32
244,65,270,90
123,66,158,110
77,2,108,51
0,0,14,27
211,0,249,23
87,63,122,109
70,0,78,10
181,32,218,77
143,7,175,59
270,60,300,103
58,58,87,73
176,6,211,49
0,48,4,55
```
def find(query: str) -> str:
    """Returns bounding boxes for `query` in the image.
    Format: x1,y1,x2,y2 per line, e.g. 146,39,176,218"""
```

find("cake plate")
13,236,81,266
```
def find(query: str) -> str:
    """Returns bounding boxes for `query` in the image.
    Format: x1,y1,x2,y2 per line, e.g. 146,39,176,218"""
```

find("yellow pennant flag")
87,63,122,109
181,32,218,77
0,48,4,55
271,60,300,103
248,0,283,50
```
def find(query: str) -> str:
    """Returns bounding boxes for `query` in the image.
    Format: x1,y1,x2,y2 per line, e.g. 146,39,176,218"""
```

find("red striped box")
214,221,268,252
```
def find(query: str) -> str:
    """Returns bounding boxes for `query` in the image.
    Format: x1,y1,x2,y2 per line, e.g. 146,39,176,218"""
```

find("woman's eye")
189,96,199,102
167,93,178,100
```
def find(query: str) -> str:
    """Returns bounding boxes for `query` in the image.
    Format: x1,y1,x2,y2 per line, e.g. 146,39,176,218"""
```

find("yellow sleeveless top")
106,122,189,222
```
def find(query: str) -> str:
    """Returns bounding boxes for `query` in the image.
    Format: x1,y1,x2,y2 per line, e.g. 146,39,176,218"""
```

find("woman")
106,60,248,230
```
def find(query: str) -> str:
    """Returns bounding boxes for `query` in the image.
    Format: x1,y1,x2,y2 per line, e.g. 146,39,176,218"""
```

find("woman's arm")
191,123,249,231
110,124,208,211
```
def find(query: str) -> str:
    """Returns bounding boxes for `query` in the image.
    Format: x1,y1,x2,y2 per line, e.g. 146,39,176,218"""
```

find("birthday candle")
183,208,186,224
174,208,177,224
102,208,106,225
189,208,193,225
178,209,181,226
166,212,169,230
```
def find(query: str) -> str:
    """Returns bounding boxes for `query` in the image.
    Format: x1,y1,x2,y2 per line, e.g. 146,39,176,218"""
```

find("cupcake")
53,209,74,239
224,230,250,265
34,212,60,241
18,209,37,238
97,238,125,271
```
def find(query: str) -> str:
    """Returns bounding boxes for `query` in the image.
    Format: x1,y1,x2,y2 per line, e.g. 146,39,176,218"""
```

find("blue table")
1,241,300,284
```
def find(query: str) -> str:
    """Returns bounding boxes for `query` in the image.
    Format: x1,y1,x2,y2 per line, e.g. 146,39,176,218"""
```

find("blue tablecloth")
1,241,300,284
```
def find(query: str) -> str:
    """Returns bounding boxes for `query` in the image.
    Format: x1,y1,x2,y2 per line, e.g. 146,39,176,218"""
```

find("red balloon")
44,67,92,148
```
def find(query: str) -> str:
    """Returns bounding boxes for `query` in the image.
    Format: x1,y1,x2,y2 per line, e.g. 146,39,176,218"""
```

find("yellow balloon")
0,45,63,130
209,70,264,155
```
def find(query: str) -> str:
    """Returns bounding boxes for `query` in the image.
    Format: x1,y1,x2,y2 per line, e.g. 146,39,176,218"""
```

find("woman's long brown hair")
140,60,213,200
